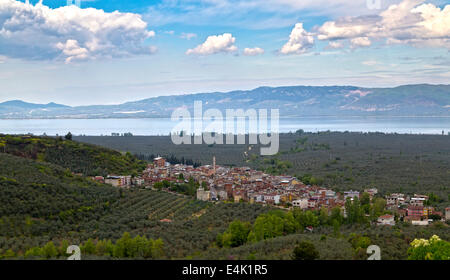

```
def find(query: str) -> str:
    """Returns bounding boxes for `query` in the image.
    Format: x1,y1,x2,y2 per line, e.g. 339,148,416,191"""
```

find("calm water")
0,117,449,136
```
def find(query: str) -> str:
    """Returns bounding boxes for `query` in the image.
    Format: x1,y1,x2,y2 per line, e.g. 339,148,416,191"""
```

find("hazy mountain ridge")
1,84,449,118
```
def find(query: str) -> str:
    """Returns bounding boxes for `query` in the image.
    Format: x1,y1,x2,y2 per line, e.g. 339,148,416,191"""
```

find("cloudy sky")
0,0,449,105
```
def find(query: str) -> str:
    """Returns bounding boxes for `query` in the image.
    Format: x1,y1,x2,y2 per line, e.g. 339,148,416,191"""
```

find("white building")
196,187,210,201
292,198,308,209
377,214,395,226
344,190,360,200
412,220,429,226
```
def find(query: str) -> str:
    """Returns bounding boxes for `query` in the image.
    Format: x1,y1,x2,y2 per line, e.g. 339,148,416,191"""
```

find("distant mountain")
0,100,70,118
1,84,449,118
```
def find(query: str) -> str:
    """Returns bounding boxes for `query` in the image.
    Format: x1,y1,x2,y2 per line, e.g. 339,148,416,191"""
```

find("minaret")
213,156,216,174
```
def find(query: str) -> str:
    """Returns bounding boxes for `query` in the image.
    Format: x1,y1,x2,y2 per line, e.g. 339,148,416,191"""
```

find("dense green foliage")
292,241,320,260
407,235,450,260
0,134,146,176
13,232,164,260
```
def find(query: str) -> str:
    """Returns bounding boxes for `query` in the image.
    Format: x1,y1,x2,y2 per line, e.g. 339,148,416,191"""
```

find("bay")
0,117,449,136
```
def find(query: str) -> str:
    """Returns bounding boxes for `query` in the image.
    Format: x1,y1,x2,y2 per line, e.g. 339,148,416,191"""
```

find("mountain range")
1,84,449,119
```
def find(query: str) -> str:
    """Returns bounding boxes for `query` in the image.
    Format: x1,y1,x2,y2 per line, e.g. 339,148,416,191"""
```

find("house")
407,206,424,217
133,177,145,186
377,214,395,226
412,220,429,226
364,188,378,198
120,175,132,186
153,157,166,168
386,193,405,206
410,197,425,206
196,187,210,201
344,190,360,200
446,208,450,221
423,206,434,217
292,198,308,209
308,199,317,209
92,176,105,183
105,176,122,187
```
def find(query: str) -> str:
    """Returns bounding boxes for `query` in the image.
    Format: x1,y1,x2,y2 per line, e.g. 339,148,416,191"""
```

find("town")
93,156,450,227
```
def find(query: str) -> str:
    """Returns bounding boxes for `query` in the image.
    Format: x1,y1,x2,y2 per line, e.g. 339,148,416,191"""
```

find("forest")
0,134,147,176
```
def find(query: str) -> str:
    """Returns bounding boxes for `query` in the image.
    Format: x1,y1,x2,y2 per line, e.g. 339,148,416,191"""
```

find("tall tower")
213,156,216,174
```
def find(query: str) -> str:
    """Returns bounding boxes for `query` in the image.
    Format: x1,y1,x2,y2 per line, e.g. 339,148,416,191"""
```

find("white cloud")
351,37,372,48
180,33,197,40
243,47,264,56
280,23,315,55
0,0,156,62
326,41,344,49
186,33,237,55
56,40,89,63
316,0,450,49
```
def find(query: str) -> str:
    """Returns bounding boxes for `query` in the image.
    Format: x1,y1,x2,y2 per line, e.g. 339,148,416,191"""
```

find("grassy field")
75,132,450,205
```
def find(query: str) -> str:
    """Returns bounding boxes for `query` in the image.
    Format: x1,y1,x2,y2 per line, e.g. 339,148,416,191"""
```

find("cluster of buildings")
142,156,346,210
95,156,450,227
385,193,450,225
92,175,144,187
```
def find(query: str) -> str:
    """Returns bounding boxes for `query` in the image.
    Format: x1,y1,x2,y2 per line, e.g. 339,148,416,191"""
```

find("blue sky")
0,0,449,105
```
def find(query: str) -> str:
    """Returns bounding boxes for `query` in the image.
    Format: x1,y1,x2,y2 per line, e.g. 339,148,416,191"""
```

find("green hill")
0,134,146,176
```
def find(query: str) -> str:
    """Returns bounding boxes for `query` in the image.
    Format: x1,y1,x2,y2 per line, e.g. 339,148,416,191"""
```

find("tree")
318,207,329,226
65,132,73,141
42,241,58,259
292,241,320,260
329,206,344,225
371,198,386,219
219,220,251,247
295,210,319,229
81,238,96,255
345,197,365,224
360,192,371,206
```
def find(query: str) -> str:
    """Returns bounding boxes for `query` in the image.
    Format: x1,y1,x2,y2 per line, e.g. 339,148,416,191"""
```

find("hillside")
1,84,449,118
0,152,270,259
0,137,448,260
0,134,147,176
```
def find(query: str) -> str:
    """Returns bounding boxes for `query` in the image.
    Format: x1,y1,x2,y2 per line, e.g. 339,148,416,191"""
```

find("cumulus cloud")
243,47,264,56
56,40,89,63
0,0,156,62
316,0,450,49
280,23,314,55
186,33,237,55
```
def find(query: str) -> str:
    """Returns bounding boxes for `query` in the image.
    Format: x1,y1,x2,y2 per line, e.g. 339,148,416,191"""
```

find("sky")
0,0,449,105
